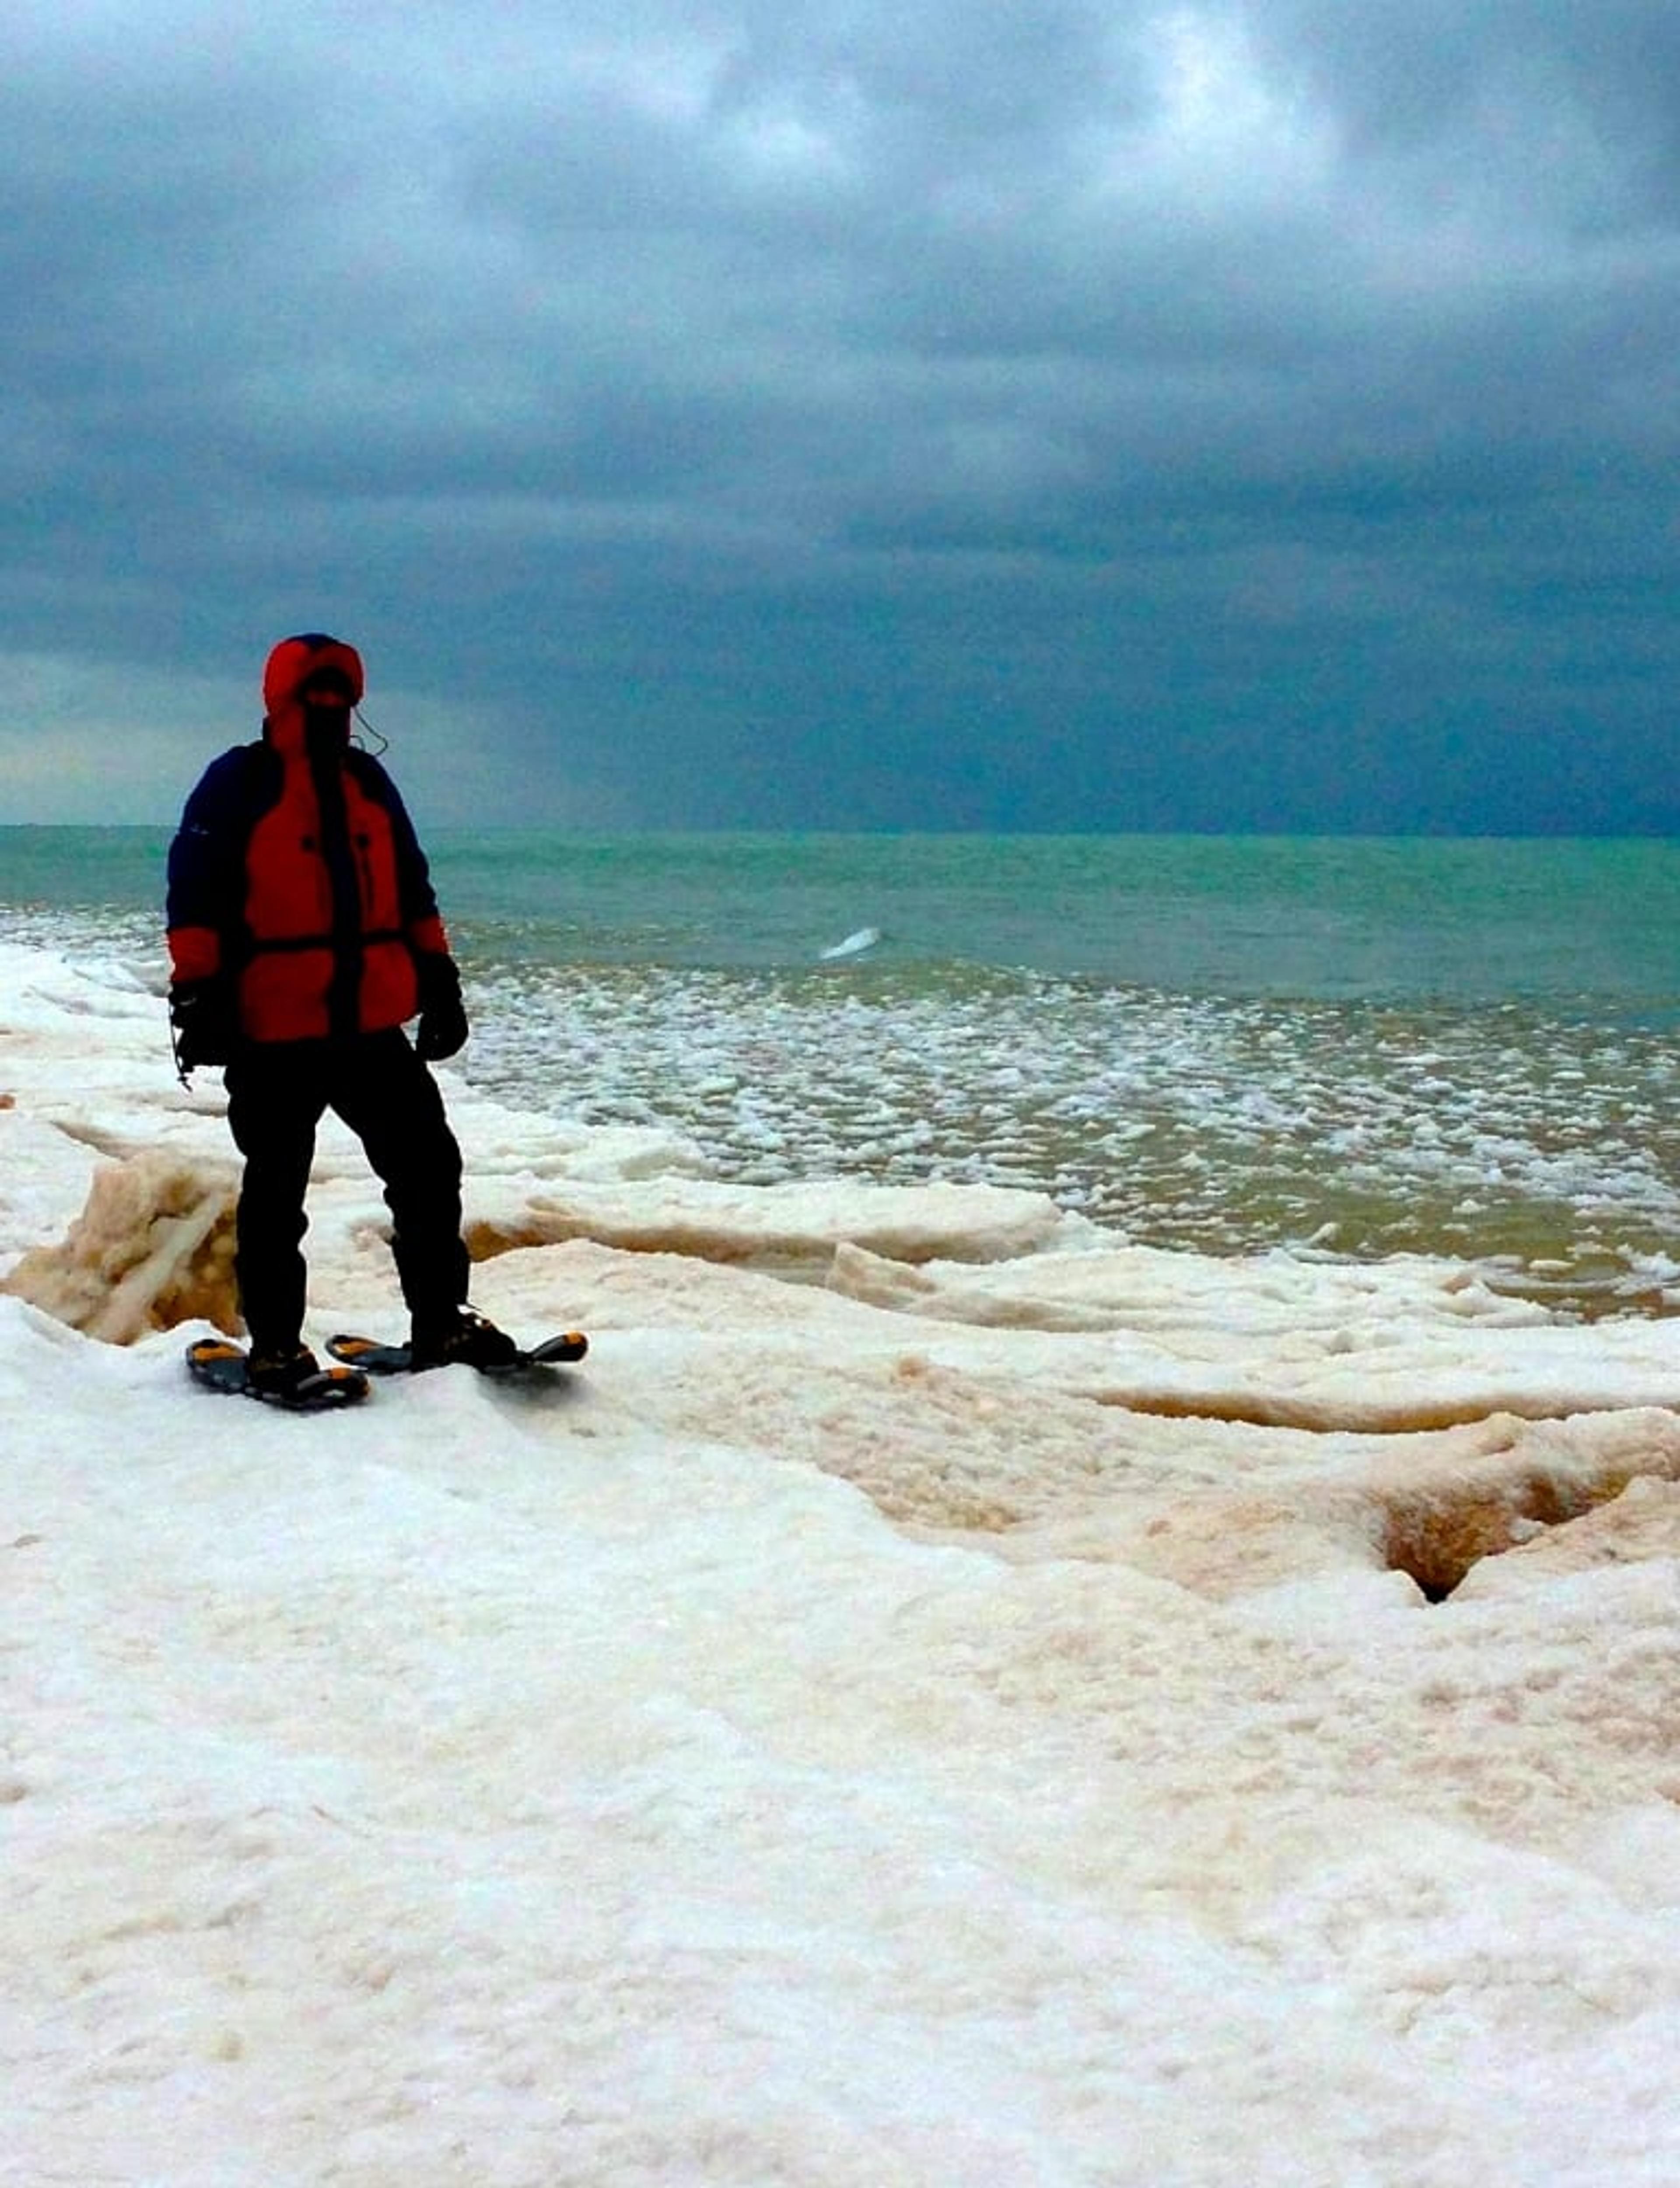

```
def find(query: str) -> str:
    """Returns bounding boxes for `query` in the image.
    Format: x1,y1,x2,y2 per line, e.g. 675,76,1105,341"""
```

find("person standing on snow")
166,631,519,1398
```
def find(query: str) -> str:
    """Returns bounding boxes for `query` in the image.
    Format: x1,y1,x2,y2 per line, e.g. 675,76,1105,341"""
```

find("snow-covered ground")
4,939,1680,2186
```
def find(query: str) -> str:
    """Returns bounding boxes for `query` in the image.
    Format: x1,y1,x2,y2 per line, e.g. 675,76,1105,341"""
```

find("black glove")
169,979,239,1073
414,953,469,1062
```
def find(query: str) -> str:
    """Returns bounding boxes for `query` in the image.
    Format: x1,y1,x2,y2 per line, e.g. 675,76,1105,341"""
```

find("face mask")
303,703,351,757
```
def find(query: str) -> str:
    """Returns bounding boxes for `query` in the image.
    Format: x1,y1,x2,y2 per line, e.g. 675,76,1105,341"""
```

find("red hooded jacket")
167,635,452,1044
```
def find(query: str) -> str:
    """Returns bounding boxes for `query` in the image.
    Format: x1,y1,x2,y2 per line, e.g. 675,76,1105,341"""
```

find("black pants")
224,1031,469,1354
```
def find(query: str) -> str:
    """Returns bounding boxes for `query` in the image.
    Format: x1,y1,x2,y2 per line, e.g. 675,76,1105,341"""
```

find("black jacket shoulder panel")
166,743,277,933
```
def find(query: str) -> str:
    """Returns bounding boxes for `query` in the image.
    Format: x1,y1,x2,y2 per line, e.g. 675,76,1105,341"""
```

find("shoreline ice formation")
4,939,1680,2184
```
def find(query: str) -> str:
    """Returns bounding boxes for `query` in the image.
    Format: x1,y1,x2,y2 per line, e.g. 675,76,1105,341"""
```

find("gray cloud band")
1,0,1675,829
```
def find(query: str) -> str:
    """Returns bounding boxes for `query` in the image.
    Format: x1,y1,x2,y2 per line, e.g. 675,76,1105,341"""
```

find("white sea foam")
463,962,1680,1302
10,895,1678,1300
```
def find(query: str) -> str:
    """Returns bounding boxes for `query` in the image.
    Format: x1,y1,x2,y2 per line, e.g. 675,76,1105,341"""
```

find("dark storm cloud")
0,0,1675,828
1252,0,1680,190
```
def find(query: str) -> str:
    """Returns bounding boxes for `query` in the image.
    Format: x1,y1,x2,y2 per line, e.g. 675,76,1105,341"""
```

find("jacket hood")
262,634,366,750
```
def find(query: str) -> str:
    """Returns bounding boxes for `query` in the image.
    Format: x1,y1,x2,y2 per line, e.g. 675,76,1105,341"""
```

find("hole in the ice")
1380,1470,1626,1601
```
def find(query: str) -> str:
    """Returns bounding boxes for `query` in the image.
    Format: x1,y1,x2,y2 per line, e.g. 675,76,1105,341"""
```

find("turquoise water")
6,828,1680,1302
430,831,1680,1009
10,826,1680,1005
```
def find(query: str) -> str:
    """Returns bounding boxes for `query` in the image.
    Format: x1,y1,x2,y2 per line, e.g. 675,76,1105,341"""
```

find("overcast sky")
2,0,1676,831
